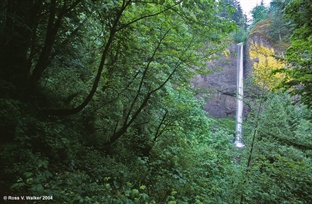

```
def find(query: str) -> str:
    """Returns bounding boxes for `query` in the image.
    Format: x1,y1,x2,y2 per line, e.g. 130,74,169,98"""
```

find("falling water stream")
234,43,245,148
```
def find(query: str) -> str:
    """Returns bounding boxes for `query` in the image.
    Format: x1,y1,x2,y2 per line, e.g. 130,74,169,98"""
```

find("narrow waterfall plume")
234,43,245,148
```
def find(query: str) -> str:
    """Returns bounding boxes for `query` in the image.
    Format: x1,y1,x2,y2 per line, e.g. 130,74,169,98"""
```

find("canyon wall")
192,19,287,118
191,43,238,118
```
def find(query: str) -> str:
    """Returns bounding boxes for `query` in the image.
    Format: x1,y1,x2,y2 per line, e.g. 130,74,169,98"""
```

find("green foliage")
222,0,246,27
267,0,294,43
240,92,312,203
1,0,311,203
221,0,247,43
213,117,236,133
231,26,248,43
248,2,268,32
251,3,268,24
273,0,312,108
0,85,240,203
0,0,239,202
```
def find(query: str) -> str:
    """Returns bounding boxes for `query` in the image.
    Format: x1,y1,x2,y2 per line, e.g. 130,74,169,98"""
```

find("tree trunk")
27,0,82,91
43,1,129,116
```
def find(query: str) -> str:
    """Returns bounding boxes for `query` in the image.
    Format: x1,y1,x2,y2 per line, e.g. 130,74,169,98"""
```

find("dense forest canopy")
0,0,311,203
272,0,312,108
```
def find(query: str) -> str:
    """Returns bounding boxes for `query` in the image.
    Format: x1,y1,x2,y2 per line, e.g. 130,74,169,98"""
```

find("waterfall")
234,43,245,148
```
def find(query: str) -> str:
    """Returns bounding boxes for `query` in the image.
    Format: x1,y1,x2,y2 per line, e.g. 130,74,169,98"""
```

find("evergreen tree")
251,1,268,24
267,0,294,42
274,0,312,108
240,92,312,203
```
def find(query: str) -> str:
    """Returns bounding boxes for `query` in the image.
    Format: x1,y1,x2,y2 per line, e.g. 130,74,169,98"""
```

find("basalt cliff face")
191,43,238,118
192,20,287,118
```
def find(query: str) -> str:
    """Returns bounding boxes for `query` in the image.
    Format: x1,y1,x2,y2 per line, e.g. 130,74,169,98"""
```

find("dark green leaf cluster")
221,0,248,43
267,0,294,42
0,0,239,203
251,3,268,24
273,0,312,108
1,0,310,202
239,92,312,203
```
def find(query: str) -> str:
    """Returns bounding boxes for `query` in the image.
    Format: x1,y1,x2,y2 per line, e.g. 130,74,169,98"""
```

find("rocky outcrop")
245,19,286,78
191,43,238,118
192,19,288,118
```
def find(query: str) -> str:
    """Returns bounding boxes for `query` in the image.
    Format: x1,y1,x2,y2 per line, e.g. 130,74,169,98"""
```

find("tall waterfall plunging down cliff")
234,43,245,148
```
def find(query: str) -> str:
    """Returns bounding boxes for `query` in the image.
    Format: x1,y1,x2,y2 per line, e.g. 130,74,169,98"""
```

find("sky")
238,0,271,20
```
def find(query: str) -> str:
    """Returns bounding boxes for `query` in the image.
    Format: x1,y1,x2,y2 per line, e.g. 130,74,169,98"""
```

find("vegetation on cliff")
249,42,285,90
248,0,312,108
273,0,312,108
240,1,312,203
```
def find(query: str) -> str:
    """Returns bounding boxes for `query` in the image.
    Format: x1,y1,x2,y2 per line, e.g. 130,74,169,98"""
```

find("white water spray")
235,43,245,148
